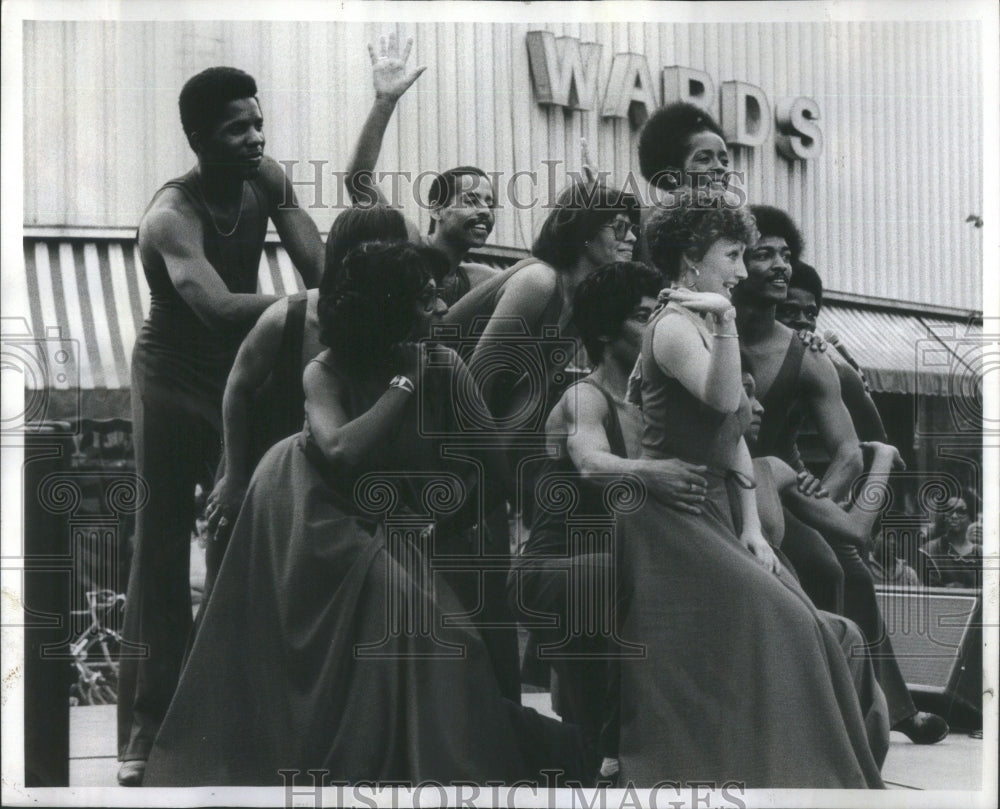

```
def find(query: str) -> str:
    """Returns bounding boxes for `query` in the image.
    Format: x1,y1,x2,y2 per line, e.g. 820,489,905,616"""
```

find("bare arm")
302,345,419,469
800,350,863,501
650,293,743,413
258,157,323,289
141,202,278,329
467,262,555,412
346,33,426,205
206,299,289,532
562,385,708,514
733,437,781,573
834,357,887,442
771,442,903,551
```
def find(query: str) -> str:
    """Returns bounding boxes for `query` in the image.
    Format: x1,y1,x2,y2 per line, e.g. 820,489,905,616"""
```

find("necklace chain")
198,179,246,238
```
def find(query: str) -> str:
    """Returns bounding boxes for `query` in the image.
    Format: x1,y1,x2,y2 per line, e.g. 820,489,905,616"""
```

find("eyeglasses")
605,217,640,242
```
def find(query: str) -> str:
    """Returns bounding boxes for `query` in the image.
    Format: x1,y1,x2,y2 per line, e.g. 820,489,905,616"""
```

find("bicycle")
69,589,125,706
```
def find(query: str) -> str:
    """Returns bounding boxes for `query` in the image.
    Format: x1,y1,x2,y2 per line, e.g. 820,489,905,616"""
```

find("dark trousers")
117,383,219,761
782,508,916,726
780,509,845,614
508,552,621,763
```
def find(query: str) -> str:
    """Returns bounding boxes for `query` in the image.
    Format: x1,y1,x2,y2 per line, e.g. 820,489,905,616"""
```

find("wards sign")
526,31,823,161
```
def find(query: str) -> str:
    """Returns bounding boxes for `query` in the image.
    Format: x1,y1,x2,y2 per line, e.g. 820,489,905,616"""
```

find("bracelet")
388,375,415,395
713,332,740,339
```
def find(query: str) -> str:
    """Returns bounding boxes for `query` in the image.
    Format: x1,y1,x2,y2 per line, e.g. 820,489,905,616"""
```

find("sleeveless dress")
442,257,581,528
246,292,309,467
616,304,884,788
143,353,585,785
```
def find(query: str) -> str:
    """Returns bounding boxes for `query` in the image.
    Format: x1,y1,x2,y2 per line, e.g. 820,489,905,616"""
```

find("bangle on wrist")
389,375,415,395
713,332,739,339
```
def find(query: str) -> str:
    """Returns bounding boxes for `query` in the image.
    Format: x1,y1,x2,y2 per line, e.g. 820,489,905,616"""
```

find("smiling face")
681,129,731,195
739,235,793,304
432,174,496,250
689,236,747,300
741,372,765,446
584,213,640,267
195,98,265,179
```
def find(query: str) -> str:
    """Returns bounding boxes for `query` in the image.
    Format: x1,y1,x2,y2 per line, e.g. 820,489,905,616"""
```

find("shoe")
893,711,949,744
117,759,146,786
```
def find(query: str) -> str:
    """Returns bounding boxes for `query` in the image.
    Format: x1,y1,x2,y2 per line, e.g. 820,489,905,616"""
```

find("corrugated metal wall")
23,20,983,310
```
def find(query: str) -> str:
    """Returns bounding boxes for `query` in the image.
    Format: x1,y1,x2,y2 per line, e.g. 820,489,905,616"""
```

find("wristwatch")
389,375,415,394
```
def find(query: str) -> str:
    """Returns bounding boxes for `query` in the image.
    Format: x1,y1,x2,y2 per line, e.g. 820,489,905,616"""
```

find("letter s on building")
776,97,824,160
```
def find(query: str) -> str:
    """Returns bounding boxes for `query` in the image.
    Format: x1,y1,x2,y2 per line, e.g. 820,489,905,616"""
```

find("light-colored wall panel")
22,20,984,310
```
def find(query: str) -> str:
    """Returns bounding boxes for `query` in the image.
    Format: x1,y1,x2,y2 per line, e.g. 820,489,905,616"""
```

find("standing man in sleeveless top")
345,33,499,305
117,66,324,786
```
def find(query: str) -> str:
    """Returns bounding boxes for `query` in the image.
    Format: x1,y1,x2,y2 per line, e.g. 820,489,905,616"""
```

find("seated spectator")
869,532,921,587
919,498,983,588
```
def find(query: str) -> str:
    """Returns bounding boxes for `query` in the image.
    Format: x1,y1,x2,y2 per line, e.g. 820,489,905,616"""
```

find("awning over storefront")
17,235,307,421
815,306,984,397
15,235,985,421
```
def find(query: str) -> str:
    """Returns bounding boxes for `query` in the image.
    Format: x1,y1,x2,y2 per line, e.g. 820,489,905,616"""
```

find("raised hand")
368,32,427,103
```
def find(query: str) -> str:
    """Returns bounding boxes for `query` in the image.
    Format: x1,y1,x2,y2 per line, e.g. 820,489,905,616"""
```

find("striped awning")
13,234,984,420
17,236,307,421
816,306,985,396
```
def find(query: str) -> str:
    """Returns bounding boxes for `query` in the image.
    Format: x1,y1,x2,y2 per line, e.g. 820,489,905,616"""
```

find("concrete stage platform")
69,699,984,792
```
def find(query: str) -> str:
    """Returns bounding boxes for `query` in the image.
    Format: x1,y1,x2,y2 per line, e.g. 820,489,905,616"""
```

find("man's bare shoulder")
138,189,202,252
460,261,501,286
254,155,291,198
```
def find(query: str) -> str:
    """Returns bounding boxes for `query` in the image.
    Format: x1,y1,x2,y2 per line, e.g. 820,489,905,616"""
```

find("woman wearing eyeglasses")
443,181,640,530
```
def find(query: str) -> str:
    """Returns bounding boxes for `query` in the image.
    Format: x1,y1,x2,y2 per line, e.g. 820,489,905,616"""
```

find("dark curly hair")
572,262,663,364
426,166,492,234
638,102,726,190
748,205,804,261
646,195,759,282
179,67,258,142
789,259,824,310
532,181,639,270
322,205,410,288
319,242,438,372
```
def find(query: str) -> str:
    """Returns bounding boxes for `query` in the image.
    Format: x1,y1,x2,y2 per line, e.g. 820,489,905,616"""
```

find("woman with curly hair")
616,196,885,788
142,242,588,786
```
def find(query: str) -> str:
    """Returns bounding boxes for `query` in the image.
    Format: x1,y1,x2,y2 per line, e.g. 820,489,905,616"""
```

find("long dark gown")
143,351,585,786
616,304,884,789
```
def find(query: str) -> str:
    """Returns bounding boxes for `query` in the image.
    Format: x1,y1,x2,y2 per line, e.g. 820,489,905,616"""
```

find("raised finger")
400,35,413,64
379,34,388,59
367,42,377,65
